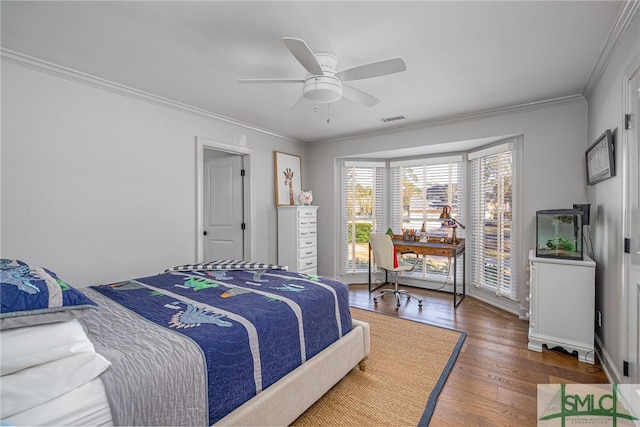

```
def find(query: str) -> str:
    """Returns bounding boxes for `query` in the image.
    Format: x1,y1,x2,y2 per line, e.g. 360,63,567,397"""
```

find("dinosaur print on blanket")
0,259,40,294
169,303,232,329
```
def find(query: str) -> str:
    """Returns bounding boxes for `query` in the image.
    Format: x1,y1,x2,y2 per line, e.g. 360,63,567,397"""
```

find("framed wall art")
585,129,615,185
274,151,302,206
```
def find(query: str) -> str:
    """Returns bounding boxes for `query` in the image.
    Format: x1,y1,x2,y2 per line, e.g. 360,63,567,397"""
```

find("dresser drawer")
298,246,317,259
298,257,317,271
297,208,317,219
298,238,317,249
298,228,317,238
298,217,318,227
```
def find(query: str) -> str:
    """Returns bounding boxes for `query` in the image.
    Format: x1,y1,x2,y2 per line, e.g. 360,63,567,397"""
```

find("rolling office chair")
369,233,423,310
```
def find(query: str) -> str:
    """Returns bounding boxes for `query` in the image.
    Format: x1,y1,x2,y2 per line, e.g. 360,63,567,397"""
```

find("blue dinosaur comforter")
89,265,352,425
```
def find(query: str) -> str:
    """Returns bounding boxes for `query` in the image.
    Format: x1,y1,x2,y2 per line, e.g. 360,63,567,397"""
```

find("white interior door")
203,150,244,261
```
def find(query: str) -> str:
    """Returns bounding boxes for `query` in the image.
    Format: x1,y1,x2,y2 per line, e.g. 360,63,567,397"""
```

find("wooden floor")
348,283,609,427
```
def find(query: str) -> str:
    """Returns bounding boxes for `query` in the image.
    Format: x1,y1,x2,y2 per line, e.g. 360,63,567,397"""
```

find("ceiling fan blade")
238,78,304,84
282,37,324,76
342,85,379,107
336,57,406,82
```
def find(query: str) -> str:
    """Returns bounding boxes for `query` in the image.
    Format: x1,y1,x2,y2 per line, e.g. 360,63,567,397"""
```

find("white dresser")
277,206,319,274
528,250,596,363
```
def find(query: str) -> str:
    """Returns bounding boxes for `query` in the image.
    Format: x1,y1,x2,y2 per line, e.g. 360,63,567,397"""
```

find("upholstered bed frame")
217,319,370,426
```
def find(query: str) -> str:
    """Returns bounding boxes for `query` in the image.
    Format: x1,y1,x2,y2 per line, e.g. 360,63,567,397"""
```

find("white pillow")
0,352,111,418
1,319,96,375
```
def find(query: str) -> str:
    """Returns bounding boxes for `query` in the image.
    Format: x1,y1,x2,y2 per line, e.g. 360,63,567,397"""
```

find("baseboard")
467,286,522,317
595,334,620,383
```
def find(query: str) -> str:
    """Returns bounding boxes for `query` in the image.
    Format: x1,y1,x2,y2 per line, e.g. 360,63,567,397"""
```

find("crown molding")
583,0,640,97
1,48,300,143
0,46,594,146
311,94,586,145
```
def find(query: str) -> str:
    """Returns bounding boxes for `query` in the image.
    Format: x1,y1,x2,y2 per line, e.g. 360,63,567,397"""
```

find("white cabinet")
528,250,596,363
277,206,318,274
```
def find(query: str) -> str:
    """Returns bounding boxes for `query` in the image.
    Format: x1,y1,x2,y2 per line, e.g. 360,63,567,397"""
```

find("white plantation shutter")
342,161,386,273
389,156,464,281
469,141,516,299
390,156,464,237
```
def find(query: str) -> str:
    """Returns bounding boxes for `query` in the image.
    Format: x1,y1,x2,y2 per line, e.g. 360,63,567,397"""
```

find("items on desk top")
401,229,429,242
402,229,419,241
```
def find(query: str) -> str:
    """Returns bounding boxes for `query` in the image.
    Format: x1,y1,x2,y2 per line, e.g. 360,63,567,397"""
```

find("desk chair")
369,233,423,310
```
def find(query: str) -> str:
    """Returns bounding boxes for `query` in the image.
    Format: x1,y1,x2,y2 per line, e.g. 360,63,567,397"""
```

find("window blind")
469,144,516,299
390,158,464,281
342,161,386,273
390,160,463,239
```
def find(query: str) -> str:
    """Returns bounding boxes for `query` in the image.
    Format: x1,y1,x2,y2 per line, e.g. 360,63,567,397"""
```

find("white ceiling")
0,1,625,144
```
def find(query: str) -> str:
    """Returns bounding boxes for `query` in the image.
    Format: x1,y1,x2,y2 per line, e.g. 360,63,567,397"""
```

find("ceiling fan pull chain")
327,103,331,124
314,78,319,113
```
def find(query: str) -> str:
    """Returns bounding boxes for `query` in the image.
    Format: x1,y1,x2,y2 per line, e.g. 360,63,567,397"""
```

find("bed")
0,259,370,426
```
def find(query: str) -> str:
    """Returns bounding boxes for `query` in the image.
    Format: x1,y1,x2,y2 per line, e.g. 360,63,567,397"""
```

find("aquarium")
536,209,583,260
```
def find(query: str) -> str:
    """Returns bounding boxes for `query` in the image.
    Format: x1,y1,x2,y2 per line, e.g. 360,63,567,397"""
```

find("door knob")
203,231,208,236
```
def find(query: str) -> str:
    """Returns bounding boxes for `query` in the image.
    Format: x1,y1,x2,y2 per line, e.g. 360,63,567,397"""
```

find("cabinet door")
536,262,594,345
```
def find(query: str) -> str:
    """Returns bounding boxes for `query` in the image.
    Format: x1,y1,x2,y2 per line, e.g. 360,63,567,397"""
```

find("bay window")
340,138,518,305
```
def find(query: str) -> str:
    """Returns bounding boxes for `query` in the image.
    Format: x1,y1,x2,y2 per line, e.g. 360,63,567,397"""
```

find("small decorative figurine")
298,190,313,205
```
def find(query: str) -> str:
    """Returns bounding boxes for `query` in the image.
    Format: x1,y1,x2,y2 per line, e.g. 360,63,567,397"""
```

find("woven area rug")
292,307,466,426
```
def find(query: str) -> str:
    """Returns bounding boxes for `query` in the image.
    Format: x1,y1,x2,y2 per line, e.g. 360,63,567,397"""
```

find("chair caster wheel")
373,298,378,305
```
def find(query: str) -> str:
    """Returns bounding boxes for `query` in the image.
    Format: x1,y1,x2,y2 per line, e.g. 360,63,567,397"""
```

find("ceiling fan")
238,37,406,108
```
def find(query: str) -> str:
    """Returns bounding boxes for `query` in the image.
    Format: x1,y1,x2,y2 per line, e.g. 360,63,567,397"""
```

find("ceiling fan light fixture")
240,37,406,108
303,75,343,103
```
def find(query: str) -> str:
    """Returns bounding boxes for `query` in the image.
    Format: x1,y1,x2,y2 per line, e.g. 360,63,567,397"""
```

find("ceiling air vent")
381,115,405,123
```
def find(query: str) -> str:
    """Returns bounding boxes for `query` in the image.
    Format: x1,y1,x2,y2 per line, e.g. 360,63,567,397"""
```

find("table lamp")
439,205,466,243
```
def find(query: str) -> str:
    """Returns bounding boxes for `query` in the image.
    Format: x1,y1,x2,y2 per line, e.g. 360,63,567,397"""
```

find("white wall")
586,10,639,383
308,97,589,314
1,59,306,287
